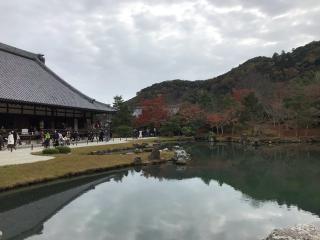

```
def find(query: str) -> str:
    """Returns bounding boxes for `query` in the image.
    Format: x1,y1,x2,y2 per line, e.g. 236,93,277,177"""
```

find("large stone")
176,158,187,165
264,223,320,240
173,149,190,163
148,148,160,160
133,157,142,164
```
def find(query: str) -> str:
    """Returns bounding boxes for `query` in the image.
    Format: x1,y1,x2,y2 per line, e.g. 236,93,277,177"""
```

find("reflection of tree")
143,143,320,216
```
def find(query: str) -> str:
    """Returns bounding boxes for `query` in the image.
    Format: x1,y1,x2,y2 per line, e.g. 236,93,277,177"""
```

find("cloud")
28,175,319,240
0,0,319,103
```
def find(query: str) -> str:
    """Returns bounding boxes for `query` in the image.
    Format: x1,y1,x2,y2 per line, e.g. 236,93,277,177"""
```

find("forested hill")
129,40,320,110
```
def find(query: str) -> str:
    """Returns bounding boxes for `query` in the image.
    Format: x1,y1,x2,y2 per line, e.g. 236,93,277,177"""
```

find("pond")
0,143,320,240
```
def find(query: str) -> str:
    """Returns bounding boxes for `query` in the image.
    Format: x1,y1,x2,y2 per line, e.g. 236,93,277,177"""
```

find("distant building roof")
0,42,114,112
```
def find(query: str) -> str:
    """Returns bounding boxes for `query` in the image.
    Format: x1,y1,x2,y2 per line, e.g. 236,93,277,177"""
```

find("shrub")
115,125,133,137
42,148,60,154
181,126,195,136
56,146,71,154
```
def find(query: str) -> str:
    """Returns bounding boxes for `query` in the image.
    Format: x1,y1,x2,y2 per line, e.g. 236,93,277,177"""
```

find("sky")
0,0,320,104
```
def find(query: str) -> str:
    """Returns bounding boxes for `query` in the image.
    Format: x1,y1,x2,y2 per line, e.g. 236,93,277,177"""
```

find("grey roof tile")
0,42,114,112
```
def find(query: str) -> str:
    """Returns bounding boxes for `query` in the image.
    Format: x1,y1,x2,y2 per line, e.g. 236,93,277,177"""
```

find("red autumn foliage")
178,104,205,123
206,113,225,128
134,96,168,127
232,88,253,102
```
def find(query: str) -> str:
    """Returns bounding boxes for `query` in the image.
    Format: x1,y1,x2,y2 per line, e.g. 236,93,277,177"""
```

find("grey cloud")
0,0,319,103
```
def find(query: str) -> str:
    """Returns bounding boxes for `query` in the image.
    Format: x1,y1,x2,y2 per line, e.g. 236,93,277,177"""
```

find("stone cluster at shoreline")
264,223,320,240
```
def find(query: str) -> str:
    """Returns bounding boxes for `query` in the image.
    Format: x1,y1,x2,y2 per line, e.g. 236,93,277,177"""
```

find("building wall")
0,101,111,132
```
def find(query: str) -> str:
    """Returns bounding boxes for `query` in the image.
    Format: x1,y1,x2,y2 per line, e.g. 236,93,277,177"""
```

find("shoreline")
1,136,318,193
0,158,171,193
0,138,177,193
196,136,320,145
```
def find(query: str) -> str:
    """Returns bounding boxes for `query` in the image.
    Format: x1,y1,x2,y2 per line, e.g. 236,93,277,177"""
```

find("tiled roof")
0,42,114,112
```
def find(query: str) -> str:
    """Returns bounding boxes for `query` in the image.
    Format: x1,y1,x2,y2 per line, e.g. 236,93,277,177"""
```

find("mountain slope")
129,40,320,109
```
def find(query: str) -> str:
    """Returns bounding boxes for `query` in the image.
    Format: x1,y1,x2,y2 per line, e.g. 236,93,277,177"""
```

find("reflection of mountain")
0,170,129,240
143,143,320,216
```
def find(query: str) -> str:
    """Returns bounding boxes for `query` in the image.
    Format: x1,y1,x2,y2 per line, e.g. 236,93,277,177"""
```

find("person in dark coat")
13,131,18,150
54,130,60,146
99,131,104,142
0,134,4,151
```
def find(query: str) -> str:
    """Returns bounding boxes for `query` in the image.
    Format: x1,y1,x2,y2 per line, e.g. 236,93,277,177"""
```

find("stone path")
0,138,130,167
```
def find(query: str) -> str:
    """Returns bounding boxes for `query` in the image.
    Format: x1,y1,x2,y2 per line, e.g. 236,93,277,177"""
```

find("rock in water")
133,157,142,164
173,149,191,164
148,147,160,160
265,223,320,240
176,158,187,165
0,230,2,239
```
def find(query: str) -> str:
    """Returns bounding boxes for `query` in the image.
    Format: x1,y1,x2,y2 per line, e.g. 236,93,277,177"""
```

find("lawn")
0,138,176,191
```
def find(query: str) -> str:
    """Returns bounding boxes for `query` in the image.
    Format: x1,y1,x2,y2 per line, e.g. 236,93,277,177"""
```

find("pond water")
1,143,320,240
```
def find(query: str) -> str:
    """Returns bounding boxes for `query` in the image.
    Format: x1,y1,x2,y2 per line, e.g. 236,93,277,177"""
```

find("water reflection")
0,143,319,240
143,143,320,215
0,171,130,240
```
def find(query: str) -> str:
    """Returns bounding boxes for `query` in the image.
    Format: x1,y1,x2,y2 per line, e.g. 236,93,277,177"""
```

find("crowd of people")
0,126,111,152
132,128,157,138
42,129,111,148
41,130,80,148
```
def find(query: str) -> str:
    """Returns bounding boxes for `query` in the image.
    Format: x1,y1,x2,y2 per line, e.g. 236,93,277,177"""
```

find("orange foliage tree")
178,104,205,124
206,113,226,135
134,96,168,128
232,88,252,103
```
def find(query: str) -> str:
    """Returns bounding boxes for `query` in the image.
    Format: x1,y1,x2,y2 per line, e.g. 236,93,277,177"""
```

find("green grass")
0,138,175,191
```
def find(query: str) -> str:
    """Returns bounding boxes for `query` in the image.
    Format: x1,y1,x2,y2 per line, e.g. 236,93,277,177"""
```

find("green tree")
112,95,133,134
284,94,313,137
241,92,264,122
115,125,133,137
159,117,181,136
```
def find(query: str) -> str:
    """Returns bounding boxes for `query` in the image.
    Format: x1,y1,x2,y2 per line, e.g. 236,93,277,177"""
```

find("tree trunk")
231,123,234,138
216,126,219,136
295,119,298,138
277,121,281,138
305,124,309,137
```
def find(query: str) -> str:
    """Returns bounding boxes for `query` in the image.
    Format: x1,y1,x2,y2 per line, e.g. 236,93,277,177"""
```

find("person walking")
7,131,15,152
40,130,45,146
54,130,59,147
0,126,6,136
99,130,104,142
44,132,51,148
16,132,21,146
13,130,17,150
0,133,4,151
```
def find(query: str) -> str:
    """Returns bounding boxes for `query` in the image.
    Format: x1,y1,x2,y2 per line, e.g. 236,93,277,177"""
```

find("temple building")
0,42,114,133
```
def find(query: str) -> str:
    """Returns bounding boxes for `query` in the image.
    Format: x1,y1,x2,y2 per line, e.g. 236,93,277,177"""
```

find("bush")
195,132,209,140
42,146,71,154
181,126,195,137
114,125,133,137
56,146,71,154
42,148,60,154
160,121,181,136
